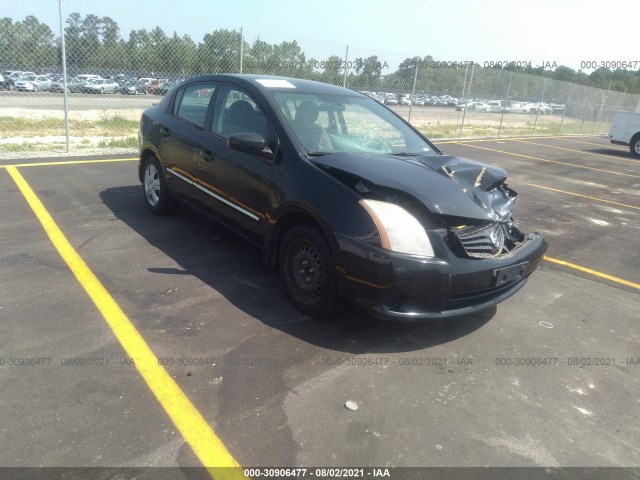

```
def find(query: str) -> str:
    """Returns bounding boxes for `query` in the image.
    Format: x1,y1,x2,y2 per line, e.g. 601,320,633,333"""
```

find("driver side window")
212,87,268,139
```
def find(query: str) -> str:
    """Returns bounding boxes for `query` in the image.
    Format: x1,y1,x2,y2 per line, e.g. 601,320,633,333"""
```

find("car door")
196,84,277,245
157,82,218,203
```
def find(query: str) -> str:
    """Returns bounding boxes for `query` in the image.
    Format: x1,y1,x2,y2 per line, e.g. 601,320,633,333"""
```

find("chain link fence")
1,10,639,155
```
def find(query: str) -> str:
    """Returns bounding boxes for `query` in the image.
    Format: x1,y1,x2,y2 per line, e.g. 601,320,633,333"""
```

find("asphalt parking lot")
1,135,639,477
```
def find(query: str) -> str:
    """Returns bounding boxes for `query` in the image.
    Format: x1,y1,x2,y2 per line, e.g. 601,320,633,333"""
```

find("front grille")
452,223,505,258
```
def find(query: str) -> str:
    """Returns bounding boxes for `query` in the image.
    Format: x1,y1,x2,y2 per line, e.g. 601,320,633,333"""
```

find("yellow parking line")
5,166,245,480
526,183,640,211
0,157,138,168
458,143,640,180
512,139,640,164
436,134,601,145
544,256,640,290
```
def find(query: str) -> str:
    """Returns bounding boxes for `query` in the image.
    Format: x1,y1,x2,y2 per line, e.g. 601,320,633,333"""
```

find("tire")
142,156,178,214
33,85,38,92
279,225,339,317
630,134,640,159
100,88,104,94
481,108,487,113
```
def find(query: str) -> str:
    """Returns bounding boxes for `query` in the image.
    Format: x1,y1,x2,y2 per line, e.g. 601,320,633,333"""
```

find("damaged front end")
312,152,533,261
448,218,526,259
310,152,548,319
435,158,530,260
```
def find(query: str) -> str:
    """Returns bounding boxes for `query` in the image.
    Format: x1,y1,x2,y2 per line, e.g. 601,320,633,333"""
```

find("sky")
3,0,638,73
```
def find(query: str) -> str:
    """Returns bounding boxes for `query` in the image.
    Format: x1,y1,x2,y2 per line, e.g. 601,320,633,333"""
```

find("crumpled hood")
311,153,516,221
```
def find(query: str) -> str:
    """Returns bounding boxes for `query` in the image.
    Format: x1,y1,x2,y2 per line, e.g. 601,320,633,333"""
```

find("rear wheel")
279,225,338,317
33,85,38,92
142,156,178,214
630,134,640,159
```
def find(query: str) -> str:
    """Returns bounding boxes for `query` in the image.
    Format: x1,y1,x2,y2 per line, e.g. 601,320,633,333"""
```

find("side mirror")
227,132,273,160
227,132,266,152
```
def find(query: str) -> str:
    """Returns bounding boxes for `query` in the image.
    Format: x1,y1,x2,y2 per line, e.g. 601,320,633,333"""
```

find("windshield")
272,91,439,156
20,76,36,81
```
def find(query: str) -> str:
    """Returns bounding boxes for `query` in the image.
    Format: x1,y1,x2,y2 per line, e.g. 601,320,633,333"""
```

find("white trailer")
608,111,640,158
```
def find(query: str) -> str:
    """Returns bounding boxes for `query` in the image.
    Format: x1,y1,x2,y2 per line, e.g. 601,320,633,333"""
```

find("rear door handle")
159,127,170,137
199,150,213,162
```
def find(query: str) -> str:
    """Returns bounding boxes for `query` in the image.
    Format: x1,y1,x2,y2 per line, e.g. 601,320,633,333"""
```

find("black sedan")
138,74,547,320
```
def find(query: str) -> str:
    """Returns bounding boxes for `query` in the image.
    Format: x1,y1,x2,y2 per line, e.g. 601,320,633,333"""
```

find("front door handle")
199,150,213,162
159,127,170,137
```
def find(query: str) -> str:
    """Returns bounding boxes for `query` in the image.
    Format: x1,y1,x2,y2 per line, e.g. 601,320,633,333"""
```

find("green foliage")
96,137,138,148
1,13,640,95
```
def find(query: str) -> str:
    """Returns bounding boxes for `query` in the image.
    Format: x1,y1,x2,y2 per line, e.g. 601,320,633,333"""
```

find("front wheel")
142,156,178,214
279,225,339,317
630,134,640,159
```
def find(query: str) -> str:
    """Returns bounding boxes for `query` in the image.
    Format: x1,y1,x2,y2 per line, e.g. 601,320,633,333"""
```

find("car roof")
184,74,359,95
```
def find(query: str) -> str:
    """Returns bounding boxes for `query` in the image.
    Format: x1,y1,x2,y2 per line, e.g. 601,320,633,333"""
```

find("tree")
196,29,242,74
319,55,343,85
352,56,383,90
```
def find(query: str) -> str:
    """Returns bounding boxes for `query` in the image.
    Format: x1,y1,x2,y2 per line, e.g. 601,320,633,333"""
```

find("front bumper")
334,230,548,320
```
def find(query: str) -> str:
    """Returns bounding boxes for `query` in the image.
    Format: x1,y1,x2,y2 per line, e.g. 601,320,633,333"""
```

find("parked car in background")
0,74,12,90
540,103,554,114
67,74,102,93
115,77,136,93
509,102,530,114
7,71,35,88
550,103,565,114
385,93,398,105
138,74,547,319
148,78,168,95
118,80,137,95
2,70,20,78
3,70,22,87
484,101,506,113
83,78,119,94
50,77,65,92
135,78,156,94
399,94,412,106
413,96,425,106
372,92,386,104
473,102,492,113
456,101,483,111
14,75,52,92
435,96,449,106
527,102,553,114
154,81,177,96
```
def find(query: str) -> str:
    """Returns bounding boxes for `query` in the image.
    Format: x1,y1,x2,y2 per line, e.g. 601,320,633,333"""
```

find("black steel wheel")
630,134,640,159
142,155,178,214
279,225,338,317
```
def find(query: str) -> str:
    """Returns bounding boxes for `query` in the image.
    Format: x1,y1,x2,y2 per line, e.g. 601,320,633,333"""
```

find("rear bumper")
334,231,548,321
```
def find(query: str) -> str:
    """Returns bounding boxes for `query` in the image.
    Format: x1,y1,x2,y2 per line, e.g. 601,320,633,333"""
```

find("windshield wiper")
306,151,332,157
388,152,423,156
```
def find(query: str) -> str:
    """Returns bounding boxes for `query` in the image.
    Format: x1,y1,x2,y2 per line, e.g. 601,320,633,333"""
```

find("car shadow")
99,185,495,354
588,148,633,158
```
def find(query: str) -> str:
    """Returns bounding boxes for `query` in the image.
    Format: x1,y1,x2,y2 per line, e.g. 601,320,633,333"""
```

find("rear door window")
172,83,217,128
